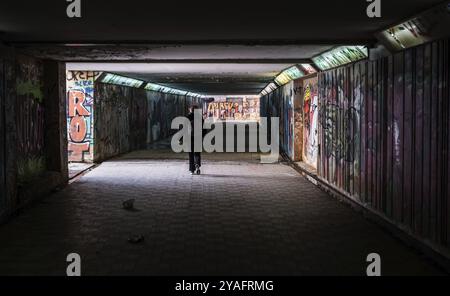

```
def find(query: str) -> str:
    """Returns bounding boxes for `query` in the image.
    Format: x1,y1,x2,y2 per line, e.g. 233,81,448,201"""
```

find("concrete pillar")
0,50,69,222
43,60,68,181
0,45,17,221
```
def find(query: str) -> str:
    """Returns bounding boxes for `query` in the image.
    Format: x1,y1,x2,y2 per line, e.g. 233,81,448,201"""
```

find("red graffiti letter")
69,116,87,142
68,142,90,162
68,90,90,117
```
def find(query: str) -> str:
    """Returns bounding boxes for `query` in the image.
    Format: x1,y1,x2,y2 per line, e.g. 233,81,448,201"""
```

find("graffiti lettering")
67,71,97,162
68,90,90,116
69,115,88,142
66,71,101,82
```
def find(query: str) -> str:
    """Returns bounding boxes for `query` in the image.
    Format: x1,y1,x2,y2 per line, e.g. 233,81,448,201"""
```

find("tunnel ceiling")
25,44,335,94
67,63,296,95
0,0,443,43
14,44,335,62
4,0,444,95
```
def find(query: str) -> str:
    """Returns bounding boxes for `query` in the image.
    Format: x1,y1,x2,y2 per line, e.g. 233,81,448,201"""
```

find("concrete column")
43,60,68,181
0,46,17,221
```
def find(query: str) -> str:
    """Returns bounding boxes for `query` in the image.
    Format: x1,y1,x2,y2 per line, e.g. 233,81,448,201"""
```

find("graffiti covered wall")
66,71,101,162
260,82,295,159
318,64,362,197
293,79,303,162
318,38,450,250
0,51,69,220
94,83,147,162
205,97,260,121
146,91,190,144
94,82,194,160
15,56,46,185
282,82,295,159
302,76,319,168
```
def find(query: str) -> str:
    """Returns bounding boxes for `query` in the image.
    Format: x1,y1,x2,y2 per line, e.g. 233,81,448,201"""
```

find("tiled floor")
0,151,444,275
68,162,95,179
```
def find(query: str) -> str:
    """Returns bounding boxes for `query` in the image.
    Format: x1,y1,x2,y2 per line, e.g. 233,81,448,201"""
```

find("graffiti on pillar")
302,76,319,168
66,71,101,162
259,85,291,159
16,57,46,184
282,83,294,159
292,80,303,161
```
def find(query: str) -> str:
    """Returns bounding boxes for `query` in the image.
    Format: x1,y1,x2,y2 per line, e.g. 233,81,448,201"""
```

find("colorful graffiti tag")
66,71,101,162
302,77,319,168
293,80,303,161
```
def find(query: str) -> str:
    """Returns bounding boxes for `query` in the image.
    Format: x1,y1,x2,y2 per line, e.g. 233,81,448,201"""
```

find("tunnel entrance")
64,63,323,172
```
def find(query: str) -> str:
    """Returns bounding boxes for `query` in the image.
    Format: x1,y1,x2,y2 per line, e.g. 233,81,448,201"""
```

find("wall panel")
317,38,450,250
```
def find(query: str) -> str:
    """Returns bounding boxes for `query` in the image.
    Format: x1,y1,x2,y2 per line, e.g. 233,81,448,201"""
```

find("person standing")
187,104,202,175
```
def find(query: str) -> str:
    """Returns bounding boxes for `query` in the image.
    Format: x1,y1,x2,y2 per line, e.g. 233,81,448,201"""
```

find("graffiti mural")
260,83,294,159
319,67,361,195
95,82,148,159
205,97,260,121
302,76,319,168
292,79,303,161
66,71,101,162
282,82,294,159
259,38,450,253
317,38,450,251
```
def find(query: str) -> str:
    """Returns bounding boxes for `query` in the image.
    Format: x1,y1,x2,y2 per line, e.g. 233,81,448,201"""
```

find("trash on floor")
122,199,135,210
127,235,145,244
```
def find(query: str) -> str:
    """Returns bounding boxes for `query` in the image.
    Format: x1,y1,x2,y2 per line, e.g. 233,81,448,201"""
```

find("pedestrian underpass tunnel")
0,0,449,275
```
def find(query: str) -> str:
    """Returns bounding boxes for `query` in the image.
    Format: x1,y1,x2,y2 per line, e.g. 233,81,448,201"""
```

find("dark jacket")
187,111,204,152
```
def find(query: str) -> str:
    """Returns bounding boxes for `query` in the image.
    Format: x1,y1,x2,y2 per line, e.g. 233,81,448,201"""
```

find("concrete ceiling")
67,62,297,95
22,44,335,95
3,0,444,95
15,44,335,62
0,0,444,43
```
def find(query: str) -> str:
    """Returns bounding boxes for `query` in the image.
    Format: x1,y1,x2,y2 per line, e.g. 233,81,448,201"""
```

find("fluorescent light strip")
312,46,368,70
260,65,309,96
145,82,205,98
101,73,205,97
101,73,144,88
274,66,304,86
300,64,317,74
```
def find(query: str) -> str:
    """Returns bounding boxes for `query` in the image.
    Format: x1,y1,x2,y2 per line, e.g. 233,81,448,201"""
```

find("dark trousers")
189,152,201,172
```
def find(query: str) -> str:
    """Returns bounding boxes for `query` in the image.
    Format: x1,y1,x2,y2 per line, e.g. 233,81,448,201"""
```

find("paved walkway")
0,151,444,275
